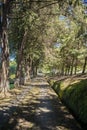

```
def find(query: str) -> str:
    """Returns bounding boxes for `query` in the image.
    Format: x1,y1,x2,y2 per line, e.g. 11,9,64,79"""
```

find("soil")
0,77,82,130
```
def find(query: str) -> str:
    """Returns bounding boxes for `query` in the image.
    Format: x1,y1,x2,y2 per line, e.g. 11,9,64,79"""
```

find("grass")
48,75,87,127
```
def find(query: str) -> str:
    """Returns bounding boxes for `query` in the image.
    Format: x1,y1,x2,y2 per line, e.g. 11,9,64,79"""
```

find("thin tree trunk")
74,57,77,75
70,56,74,75
32,60,35,77
61,62,64,75
33,66,38,77
19,61,24,85
30,59,34,77
65,67,67,76
35,66,38,76
82,57,87,74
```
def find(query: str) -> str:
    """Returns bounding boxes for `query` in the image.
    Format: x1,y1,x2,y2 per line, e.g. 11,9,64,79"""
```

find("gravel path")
0,77,82,130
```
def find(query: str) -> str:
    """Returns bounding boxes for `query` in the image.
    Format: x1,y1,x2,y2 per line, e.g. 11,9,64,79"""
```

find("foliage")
9,61,17,77
8,0,87,76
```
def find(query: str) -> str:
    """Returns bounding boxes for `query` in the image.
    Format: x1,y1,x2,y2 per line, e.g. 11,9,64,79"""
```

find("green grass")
48,76,87,125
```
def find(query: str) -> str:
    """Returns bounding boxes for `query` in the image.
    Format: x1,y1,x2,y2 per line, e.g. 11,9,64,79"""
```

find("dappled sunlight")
59,76,87,91
0,97,12,107
0,92,13,99
30,82,49,87
10,88,23,95
60,78,71,90
1,0,87,128
0,77,81,130
56,125,70,130
37,106,52,113
17,118,34,129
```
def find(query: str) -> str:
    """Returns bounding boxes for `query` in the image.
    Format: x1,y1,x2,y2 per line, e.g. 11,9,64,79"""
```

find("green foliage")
9,83,14,90
49,77,87,124
9,61,16,75
9,60,16,85
63,79,87,123
8,0,87,75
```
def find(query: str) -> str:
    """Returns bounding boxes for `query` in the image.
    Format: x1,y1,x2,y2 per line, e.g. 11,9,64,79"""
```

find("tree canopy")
0,0,87,93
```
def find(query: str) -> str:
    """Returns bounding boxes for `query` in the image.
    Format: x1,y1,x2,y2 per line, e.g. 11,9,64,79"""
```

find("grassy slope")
48,75,87,127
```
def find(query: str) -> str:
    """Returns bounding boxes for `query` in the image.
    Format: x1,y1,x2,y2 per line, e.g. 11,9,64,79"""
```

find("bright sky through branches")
83,0,87,3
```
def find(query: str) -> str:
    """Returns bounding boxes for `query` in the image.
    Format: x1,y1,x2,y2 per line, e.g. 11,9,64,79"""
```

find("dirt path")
0,77,81,130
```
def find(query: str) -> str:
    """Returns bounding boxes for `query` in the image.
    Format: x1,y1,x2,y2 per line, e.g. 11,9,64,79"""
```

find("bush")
10,83,14,89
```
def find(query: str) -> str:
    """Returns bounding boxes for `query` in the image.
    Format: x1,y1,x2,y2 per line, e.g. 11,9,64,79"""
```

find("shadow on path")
0,77,81,130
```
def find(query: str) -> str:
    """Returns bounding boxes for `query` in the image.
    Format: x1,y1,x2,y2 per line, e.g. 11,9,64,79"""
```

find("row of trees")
0,0,60,95
42,0,87,76
0,0,87,95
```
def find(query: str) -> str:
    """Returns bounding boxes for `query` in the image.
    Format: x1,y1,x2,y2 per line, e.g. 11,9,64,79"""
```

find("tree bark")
0,1,10,95
70,56,74,75
24,59,31,83
65,67,67,76
67,66,70,75
82,57,87,74
0,29,9,94
14,29,28,87
61,62,64,75
74,57,78,75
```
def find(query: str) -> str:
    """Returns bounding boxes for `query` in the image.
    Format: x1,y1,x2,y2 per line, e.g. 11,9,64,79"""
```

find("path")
0,77,82,130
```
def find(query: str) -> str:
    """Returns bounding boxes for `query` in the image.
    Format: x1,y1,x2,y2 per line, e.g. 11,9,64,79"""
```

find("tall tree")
0,0,10,95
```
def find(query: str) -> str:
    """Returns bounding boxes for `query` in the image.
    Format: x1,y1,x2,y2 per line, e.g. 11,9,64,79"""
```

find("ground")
0,77,82,130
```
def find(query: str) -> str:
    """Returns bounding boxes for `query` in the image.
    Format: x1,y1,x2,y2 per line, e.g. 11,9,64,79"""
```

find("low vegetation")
48,75,87,128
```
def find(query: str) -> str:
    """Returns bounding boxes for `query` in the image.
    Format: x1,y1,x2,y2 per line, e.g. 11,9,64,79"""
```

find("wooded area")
0,0,87,129
0,0,87,95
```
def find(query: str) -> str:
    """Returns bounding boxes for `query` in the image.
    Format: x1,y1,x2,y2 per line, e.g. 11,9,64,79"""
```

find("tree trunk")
19,61,24,85
65,67,67,76
24,60,31,83
15,29,28,87
0,28,9,94
67,66,70,75
70,56,74,75
82,57,87,74
61,62,64,75
31,60,35,77
35,66,38,76
0,1,10,95
74,57,77,75
33,66,38,77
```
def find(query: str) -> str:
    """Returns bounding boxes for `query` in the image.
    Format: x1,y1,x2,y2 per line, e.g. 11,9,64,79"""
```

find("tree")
0,0,10,95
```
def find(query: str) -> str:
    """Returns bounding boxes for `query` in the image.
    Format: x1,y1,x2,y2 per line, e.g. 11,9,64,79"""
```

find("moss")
48,77,87,125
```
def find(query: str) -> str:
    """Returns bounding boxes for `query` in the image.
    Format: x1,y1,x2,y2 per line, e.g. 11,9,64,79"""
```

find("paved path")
0,77,82,130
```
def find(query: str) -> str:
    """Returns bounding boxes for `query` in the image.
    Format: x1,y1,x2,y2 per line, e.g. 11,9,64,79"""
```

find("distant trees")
10,0,87,77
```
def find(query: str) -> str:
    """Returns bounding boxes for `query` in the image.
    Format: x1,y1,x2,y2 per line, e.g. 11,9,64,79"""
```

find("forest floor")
0,77,82,130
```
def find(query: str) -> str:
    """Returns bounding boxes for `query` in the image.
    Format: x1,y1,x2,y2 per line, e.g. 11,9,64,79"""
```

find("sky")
83,0,87,3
